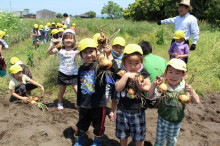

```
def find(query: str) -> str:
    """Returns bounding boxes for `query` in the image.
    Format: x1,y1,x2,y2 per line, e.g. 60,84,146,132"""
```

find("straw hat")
177,0,192,10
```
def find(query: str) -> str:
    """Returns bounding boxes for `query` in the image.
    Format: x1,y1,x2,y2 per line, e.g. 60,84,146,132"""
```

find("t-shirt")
40,30,46,40
31,29,41,41
44,26,50,32
111,50,123,69
143,53,167,83
0,38,8,49
9,74,31,90
65,17,70,28
169,42,189,62
57,49,79,75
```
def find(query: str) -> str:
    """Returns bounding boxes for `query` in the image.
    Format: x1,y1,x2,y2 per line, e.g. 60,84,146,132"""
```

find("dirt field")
0,89,219,146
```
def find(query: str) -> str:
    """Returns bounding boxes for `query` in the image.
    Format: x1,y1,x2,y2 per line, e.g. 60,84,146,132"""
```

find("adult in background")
139,41,167,83
157,0,199,51
63,13,70,29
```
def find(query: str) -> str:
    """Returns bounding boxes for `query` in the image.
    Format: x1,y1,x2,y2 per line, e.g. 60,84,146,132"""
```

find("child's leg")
72,84,77,94
58,85,66,103
155,116,167,146
120,138,128,146
111,100,118,113
135,141,144,146
166,122,181,146
92,107,106,136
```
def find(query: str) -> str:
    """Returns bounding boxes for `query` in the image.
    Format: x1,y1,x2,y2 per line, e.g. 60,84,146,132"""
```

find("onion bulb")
139,75,144,83
128,88,135,95
159,82,168,92
97,53,105,62
117,70,126,77
99,59,112,70
178,94,190,104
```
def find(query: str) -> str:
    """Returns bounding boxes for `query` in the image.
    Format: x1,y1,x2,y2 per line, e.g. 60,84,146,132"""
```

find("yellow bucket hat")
112,37,126,47
59,28,64,32
0,30,6,38
63,25,67,29
166,58,187,72
34,24,38,29
51,29,59,35
72,23,76,28
173,30,185,39
93,33,100,44
123,44,143,55
10,57,21,65
39,25,44,30
78,38,98,52
10,64,23,74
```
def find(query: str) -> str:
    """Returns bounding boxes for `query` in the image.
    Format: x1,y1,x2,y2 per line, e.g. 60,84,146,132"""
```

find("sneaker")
108,112,115,122
57,103,64,110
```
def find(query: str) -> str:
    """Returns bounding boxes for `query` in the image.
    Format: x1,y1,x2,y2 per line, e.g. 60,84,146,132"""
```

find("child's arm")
115,72,137,92
185,84,200,104
46,43,57,55
28,79,44,94
176,54,188,58
136,76,151,92
10,90,29,103
148,79,157,99
104,45,113,60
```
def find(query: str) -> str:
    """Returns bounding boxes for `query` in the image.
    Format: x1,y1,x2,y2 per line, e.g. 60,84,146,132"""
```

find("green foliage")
27,51,34,67
101,1,123,19
56,13,63,18
85,11,96,18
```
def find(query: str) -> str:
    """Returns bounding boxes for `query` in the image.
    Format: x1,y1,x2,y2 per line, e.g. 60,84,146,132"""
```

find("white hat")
63,29,75,36
177,0,192,10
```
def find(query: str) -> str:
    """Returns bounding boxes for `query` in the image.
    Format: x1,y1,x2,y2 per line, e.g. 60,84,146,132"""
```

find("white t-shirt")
57,49,79,75
9,74,31,90
65,17,70,28
44,26,50,32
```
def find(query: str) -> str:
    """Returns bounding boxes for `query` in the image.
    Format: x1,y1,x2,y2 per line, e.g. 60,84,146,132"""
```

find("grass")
0,19,219,99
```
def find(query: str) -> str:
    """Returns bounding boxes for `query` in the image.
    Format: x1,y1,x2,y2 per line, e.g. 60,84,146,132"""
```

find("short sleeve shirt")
9,74,31,90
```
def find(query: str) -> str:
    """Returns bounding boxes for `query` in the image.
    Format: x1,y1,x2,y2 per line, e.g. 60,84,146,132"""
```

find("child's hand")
22,97,29,103
125,72,137,80
185,83,193,95
135,76,144,90
104,45,112,53
155,76,164,85
41,86,45,94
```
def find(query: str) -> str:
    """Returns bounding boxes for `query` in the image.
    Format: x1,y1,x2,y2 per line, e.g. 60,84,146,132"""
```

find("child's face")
58,32,63,38
13,71,23,80
175,38,184,43
81,48,97,66
166,66,185,88
124,55,142,72
63,34,75,48
112,45,124,57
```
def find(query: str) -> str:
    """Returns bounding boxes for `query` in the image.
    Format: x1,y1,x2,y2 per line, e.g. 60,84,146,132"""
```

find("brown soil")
0,89,219,146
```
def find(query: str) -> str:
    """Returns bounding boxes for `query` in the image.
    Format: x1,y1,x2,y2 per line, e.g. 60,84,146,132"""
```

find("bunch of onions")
29,96,39,104
97,53,112,70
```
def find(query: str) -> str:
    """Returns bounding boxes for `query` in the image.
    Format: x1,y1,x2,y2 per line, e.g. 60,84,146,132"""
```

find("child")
49,29,61,47
58,28,64,38
74,38,118,146
148,58,200,146
63,25,68,30
39,25,47,45
51,22,56,31
9,64,44,102
0,30,8,77
30,24,41,48
115,44,151,146
105,37,126,122
10,57,32,79
169,30,189,63
44,23,51,42
46,29,78,110
70,23,76,32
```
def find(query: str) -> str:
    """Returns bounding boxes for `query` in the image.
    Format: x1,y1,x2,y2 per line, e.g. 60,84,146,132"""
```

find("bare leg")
120,138,128,146
58,85,66,103
72,85,77,94
111,100,118,113
136,141,144,146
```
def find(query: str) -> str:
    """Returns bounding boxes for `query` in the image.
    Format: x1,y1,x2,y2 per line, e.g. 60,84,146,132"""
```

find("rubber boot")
91,135,103,146
73,133,83,146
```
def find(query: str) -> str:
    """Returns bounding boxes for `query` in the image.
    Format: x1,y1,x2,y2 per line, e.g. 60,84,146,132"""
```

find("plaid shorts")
155,116,181,146
116,109,146,142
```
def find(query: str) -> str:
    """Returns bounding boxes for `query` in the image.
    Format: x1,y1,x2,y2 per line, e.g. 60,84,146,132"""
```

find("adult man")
157,0,199,50
63,13,70,28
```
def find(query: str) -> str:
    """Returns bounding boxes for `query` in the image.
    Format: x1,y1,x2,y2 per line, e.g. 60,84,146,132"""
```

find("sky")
0,0,135,16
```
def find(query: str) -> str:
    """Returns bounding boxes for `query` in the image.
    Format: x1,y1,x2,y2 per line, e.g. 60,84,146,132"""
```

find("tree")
85,11,96,18
101,1,123,19
56,13,63,18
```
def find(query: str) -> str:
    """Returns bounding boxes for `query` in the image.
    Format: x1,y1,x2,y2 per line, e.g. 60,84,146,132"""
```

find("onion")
117,70,126,77
139,75,144,83
99,59,112,70
97,53,105,62
32,96,39,102
178,94,191,104
128,88,135,95
159,82,168,92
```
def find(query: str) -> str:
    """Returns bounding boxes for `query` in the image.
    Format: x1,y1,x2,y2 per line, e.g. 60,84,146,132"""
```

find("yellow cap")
0,30,6,38
173,30,185,39
34,24,38,29
10,64,23,74
52,22,56,25
63,25,67,29
10,57,21,65
166,58,187,72
39,25,44,30
93,33,100,44
123,44,143,55
46,23,51,27
59,28,64,32
78,38,98,52
51,29,59,35
72,23,76,28
112,37,126,47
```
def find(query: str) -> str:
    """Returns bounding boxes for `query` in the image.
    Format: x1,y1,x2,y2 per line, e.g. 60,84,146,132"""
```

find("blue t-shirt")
111,50,123,69
40,30,46,40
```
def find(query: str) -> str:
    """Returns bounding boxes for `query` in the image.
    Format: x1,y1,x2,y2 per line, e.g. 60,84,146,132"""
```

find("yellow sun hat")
63,25,67,29
10,57,21,65
112,37,126,47
59,28,64,32
166,58,187,72
52,22,56,25
93,33,100,44
46,23,51,27
34,24,38,29
123,44,143,55
78,38,98,52
39,25,44,30
51,29,59,35
0,30,6,38
9,64,23,74
72,23,76,28
173,30,185,39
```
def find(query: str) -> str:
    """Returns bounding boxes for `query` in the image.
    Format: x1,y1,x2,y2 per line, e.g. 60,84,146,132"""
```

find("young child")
51,22,57,31
169,30,189,63
115,44,151,146
9,64,44,102
105,37,126,122
46,29,78,110
58,28,64,38
74,38,118,146
44,22,51,42
10,57,32,79
39,25,47,45
30,24,41,48
70,23,76,32
0,30,8,77
63,25,68,31
148,58,200,146
49,29,61,47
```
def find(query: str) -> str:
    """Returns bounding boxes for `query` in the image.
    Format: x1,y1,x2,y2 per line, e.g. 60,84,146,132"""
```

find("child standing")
9,64,44,102
39,25,47,45
31,24,41,48
70,23,76,32
115,44,151,146
0,30,8,77
148,58,200,146
74,38,118,146
44,23,51,42
169,30,189,63
46,29,78,110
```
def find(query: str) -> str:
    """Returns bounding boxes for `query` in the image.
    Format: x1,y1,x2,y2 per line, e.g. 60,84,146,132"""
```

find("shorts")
57,71,77,86
116,109,146,142
0,69,7,77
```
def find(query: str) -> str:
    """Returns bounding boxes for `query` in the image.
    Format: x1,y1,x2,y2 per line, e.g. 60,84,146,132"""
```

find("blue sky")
0,0,135,16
